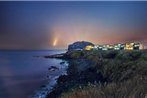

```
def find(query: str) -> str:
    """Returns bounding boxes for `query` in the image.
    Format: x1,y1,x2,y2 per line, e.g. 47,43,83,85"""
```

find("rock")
44,53,65,59
68,41,94,51
48,66,59,71
60,62,65,64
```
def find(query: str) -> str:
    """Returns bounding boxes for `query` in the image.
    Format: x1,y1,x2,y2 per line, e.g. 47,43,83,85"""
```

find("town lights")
85,42,144,51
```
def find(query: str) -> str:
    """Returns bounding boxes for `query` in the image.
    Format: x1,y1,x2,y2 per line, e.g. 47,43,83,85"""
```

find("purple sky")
0,1,147,49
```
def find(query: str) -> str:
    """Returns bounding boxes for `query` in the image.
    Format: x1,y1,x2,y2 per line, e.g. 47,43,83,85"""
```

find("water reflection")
0,50,66,98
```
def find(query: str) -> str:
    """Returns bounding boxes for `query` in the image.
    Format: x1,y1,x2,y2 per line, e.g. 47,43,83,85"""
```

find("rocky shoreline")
45,50,104,98
29,56,68,98
44,53,65,59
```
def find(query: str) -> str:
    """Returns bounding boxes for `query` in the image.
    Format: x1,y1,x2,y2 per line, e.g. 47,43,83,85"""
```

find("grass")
60,76,147,98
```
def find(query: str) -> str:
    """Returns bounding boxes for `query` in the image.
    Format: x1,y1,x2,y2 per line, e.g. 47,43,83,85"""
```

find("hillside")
47,50,147,98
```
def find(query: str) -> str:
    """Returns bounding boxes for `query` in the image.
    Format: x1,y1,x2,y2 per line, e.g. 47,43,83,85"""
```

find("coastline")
45,50,147,98
29,60,68,98
28,50,68,98
46,50,104,98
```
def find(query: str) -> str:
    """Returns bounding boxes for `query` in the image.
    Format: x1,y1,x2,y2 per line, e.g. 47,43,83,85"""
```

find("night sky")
0,1,147,50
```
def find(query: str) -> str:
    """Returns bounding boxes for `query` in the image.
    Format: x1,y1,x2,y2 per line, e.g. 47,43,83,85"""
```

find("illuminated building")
86,42,144,51
124,43,134,50
85,45,94,50
134,43,144,50
114,43,125,50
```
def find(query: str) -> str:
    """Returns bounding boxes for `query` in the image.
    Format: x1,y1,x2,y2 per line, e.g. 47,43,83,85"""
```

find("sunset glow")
0,2,147,49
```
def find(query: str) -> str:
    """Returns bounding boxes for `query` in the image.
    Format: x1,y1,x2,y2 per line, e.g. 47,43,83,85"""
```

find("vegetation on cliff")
47,50,147,98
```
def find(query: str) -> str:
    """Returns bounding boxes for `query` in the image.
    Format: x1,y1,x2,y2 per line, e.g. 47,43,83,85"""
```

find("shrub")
102,50,118,59
140,52,147,60
68,51,83,59
116,50,142,61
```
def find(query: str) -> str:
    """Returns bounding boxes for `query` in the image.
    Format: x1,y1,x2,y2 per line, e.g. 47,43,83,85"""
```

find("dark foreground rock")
47,59,105,98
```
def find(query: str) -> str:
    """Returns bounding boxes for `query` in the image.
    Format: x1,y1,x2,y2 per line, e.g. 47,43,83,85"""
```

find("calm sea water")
0,50,66,98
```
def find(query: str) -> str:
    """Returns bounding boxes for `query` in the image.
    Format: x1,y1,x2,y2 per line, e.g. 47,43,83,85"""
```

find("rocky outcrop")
44,53,65,59
68,41,94,51
48,66,59,71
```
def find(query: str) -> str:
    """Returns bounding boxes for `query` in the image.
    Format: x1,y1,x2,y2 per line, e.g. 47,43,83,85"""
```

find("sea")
0,50,67,98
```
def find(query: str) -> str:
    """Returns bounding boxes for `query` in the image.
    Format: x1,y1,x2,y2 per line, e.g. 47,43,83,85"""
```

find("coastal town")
85,42,144,51
68,41,145,51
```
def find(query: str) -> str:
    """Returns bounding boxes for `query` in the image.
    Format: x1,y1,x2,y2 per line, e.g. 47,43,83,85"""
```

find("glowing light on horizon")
53,38,58,46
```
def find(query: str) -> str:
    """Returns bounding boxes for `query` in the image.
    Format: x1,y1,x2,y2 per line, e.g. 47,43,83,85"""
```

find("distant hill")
68,41,94,51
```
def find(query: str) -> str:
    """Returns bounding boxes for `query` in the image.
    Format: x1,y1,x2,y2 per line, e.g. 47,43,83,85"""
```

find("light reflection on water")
0,50,66,98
